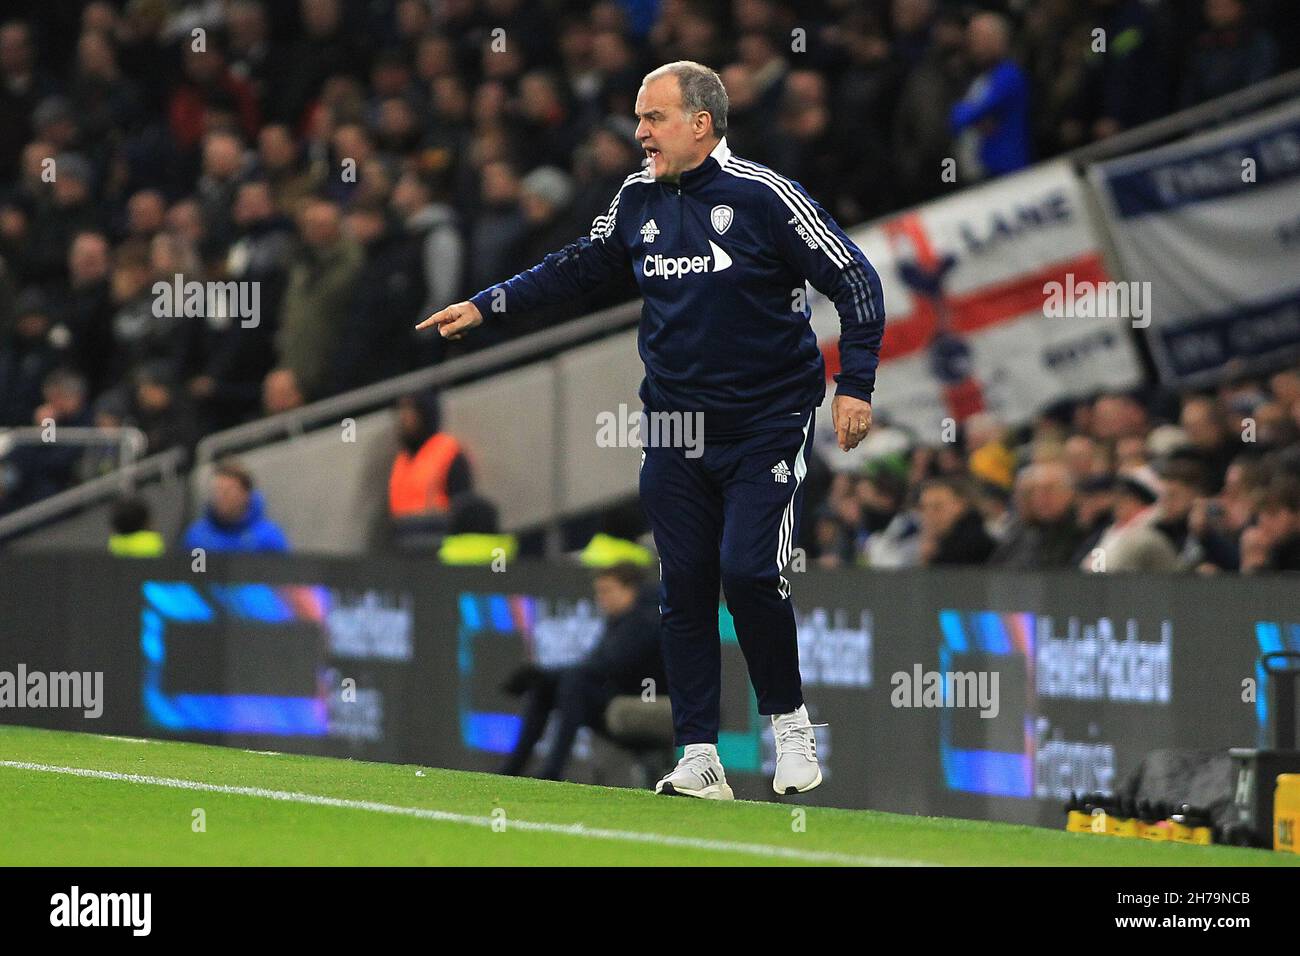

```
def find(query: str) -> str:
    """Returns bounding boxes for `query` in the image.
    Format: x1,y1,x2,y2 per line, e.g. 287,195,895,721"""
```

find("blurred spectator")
271,0,366,127
894,5,967,204
975,479,1014,543
1062,433,1112,484
1180,0,1279,107
580,499,654,567
26,152,103,285
190,178,291,432
0,367,91,515
1082,466,1179,572
1071,472,1117,564
256,123,317,216
1066,0,1173,143
181,458,289,553
0,288,65,426
467,159,527,308
130,360,200,457
168,30,259,154
918,476,995,566
333,201,426,391
500,562,663,780
108,494,165,557
391,164,462,319
811,506,856,569
1241,479,1300,573
267,197,362,409
225,0,274,114
58,231,115,395
1180,395,1235,491
950,12,1031,180
964,412,1017,491
990,462,1086,568
438,491,519,565
72,26,143,145
0,20,57,183
1153,458,1208,553
79,388,129,482
106,243,178,389
196,130,249,254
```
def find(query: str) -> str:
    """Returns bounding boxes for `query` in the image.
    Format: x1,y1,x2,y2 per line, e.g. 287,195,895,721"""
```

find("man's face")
1063,435,1101,478
300,202,340,248
1181,400,1221,449
1259,505,1298,543
0,24,32,76
1029,474,1074,524
967,16,1004,66
1159,480,1197,522
1206,0,1243,29
233,183,272,226
635,75,708,181
259,126,295,170
204,136,242,180
919,486,965,538
211,474,250,523
69,234,110,284
594,576,636,616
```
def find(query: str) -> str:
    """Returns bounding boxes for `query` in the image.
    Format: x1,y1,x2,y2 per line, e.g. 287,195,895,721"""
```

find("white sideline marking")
0,761,926,867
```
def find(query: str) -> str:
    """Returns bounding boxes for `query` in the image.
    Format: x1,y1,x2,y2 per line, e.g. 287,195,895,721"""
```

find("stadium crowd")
799,366,1300,574
0,0,1296,531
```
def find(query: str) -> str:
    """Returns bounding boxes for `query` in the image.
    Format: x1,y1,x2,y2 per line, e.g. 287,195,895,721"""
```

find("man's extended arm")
418,179,637,339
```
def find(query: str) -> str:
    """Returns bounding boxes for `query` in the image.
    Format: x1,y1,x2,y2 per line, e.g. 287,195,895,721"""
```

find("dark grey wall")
2,555,1295,828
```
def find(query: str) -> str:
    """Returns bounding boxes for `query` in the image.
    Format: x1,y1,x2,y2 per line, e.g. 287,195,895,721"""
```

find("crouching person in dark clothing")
501,562,664,780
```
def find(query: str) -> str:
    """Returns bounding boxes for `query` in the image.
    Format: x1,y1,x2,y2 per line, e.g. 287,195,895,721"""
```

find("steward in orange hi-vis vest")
389,390,472,518
389,432,463,515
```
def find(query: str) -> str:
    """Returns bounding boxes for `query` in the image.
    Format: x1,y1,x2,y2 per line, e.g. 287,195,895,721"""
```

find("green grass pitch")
1,726,1295,866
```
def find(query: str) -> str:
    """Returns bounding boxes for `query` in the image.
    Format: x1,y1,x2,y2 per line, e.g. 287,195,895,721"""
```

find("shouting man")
419,61,885,799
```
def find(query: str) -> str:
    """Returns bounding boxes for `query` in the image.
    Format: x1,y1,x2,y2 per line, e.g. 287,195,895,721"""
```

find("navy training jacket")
468,138,886,438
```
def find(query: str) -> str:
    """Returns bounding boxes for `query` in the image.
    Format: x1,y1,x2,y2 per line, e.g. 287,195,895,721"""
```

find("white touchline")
0,760,928,867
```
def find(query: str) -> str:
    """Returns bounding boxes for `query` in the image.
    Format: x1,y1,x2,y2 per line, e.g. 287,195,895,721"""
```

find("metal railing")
0,426,148,471
0,446,186,544
193,298,642,467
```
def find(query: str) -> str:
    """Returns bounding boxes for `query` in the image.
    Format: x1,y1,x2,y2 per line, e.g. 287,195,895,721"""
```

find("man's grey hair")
643,61,729,136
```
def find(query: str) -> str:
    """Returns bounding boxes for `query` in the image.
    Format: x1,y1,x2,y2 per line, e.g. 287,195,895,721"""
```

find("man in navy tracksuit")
419,61,884,799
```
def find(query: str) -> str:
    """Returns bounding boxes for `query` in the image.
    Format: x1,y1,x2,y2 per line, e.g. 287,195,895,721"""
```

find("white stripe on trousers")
776,412,813,599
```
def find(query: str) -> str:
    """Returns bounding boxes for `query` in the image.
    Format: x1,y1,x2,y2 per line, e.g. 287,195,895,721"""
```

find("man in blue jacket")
949,12,1031,179
182,459,290,554
419,61,885,799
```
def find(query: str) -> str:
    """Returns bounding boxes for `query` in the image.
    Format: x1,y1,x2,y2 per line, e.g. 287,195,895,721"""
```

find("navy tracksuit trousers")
639,410,815,745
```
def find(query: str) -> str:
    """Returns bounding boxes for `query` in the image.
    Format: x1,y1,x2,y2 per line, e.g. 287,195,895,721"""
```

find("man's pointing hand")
416,300,484,340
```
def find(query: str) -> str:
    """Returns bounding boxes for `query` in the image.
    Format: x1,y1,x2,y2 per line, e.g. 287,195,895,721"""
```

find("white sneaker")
655,744,734,800
772,705,825,794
